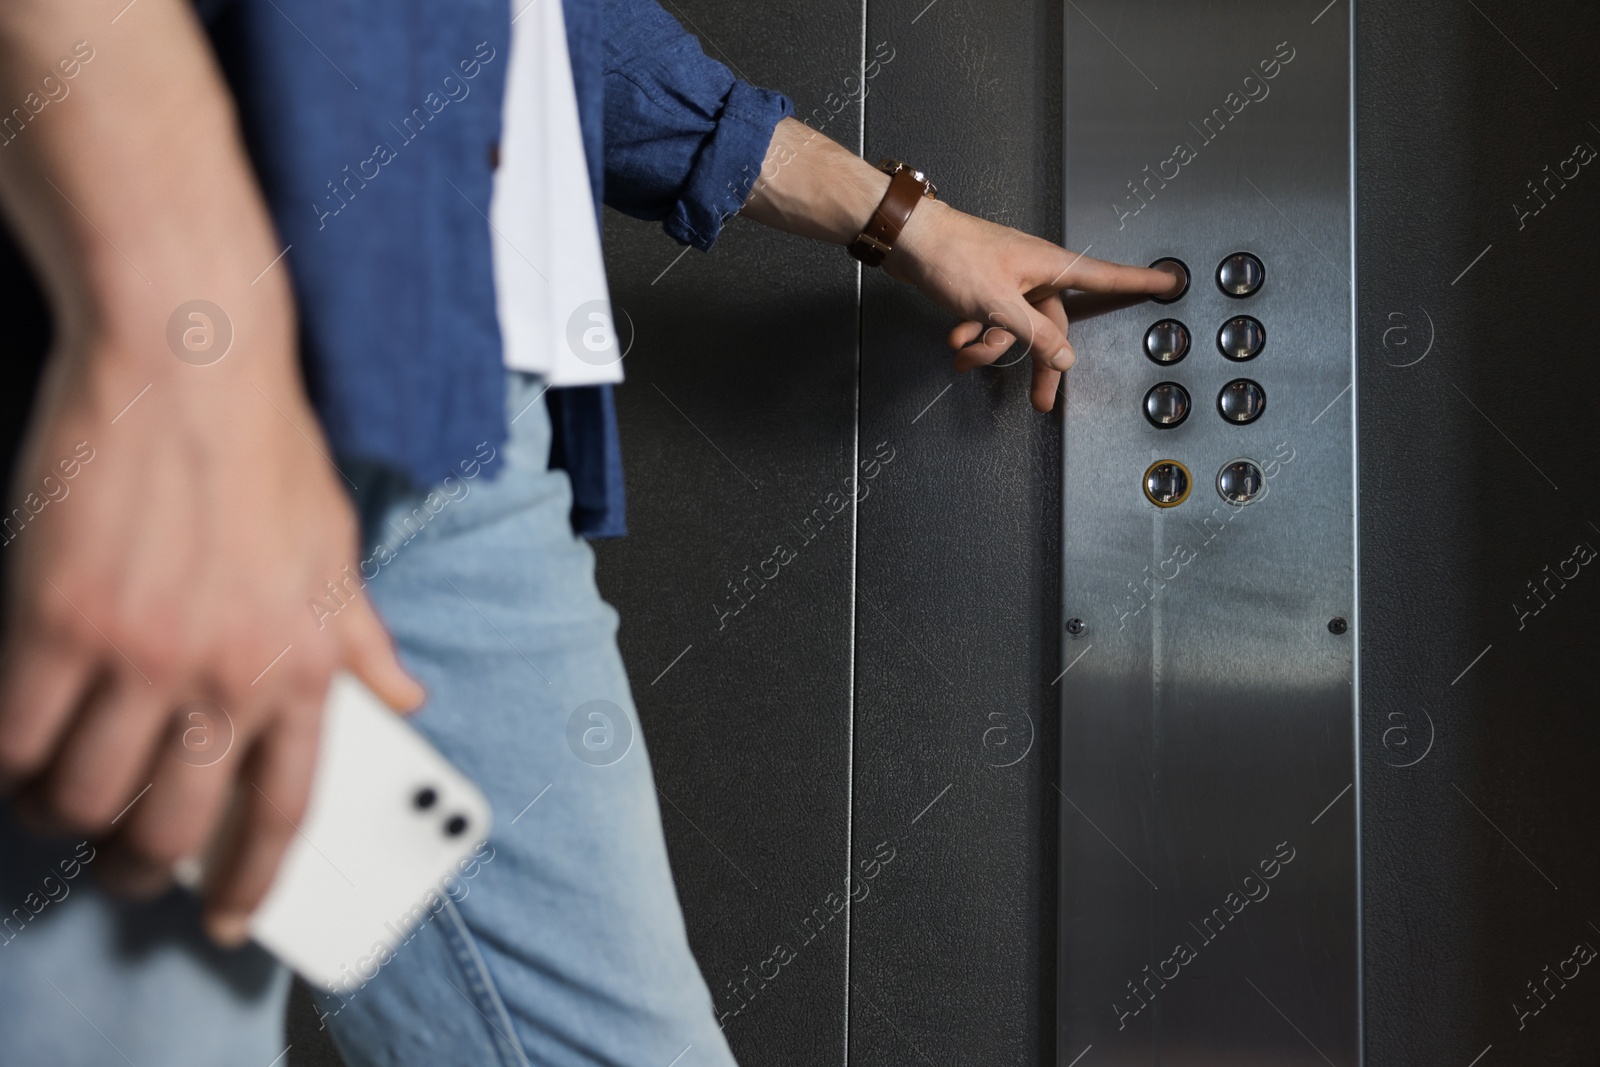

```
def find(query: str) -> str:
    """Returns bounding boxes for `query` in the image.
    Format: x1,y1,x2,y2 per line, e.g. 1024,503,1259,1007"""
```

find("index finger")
1038,250,1183,298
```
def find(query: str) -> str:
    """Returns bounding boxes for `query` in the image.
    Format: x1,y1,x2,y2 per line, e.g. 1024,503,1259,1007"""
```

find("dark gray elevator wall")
1355,0,1600,1063
850,2,1064,1066
596,1,1066,1066
593,0,862,1061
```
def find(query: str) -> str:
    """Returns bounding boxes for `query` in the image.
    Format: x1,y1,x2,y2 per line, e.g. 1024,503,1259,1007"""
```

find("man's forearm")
0,0,422,945
739,117,902,246
0,0,287,360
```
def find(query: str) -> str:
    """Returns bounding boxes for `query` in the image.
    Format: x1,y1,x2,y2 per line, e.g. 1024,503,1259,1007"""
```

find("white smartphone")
176,672,492,994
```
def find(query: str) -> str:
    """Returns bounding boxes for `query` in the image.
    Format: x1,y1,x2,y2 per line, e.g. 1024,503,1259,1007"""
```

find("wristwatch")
848,159,938,267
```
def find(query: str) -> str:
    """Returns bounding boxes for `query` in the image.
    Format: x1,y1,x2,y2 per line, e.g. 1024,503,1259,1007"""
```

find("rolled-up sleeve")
603,0,794,251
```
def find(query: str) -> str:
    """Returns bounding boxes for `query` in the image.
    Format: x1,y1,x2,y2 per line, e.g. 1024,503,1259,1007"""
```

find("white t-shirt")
491,0,624,385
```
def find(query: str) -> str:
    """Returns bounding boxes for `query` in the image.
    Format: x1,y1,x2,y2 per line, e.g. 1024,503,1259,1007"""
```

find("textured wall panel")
852,1,1066,1065
594,1,865,1063
1356,0,1600,1063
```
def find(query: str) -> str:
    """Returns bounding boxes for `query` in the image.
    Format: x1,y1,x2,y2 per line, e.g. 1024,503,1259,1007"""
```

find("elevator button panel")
1216,251,1265,297
1138,256,1271,506
1217,315,1265,361
1143,382,1190,427
1143,460,1191,507
1148,257,1190,304
1063,7,1354,1063
1144,319,1190,364
1217,378,1266,424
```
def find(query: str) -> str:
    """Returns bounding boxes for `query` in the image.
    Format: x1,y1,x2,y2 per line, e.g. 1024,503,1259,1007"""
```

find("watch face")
879,159,935,196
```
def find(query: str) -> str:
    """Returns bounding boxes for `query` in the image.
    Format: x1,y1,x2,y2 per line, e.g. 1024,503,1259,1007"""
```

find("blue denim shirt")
203,0,792,537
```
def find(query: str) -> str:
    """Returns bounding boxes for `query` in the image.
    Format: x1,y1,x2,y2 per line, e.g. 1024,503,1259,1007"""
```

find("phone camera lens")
413,787,438,810
445,814,469,837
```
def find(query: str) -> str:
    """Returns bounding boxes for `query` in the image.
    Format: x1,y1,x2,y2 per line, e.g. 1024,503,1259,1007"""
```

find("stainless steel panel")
1058,3,1358,1064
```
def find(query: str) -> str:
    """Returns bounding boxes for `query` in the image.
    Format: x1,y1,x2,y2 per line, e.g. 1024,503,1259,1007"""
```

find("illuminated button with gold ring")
1143,459,1192,508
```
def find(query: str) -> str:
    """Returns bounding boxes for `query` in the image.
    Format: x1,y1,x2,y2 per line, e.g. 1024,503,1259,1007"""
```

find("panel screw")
1065,617,1086,636
1327,617,1348,635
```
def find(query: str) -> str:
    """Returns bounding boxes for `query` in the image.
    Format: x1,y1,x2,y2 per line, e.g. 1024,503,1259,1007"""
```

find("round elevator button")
1144,319,1190,364
1144,383,1191,428
1217,459,1265,505
1143,460,1192,508
1217,315,1265,361
1217,379,1266,424
1216,252,1265,297
1149,258,1190,304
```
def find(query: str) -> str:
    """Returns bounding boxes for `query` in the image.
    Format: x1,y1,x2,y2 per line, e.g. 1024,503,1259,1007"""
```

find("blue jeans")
0,373,737,1067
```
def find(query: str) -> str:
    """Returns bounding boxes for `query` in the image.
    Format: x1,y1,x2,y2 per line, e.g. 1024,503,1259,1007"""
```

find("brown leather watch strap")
849,165,934,267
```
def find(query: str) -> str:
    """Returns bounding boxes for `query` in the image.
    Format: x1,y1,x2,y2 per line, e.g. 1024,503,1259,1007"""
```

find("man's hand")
889,199,1177,412
886,200,1177,411
740,117,1181,410
0,0,422,945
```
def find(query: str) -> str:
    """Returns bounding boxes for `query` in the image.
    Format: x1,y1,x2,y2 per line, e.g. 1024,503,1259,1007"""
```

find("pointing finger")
1032,248,1184,298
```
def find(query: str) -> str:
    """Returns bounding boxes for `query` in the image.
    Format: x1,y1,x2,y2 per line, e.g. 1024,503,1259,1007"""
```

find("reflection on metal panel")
1058,3,1358,1064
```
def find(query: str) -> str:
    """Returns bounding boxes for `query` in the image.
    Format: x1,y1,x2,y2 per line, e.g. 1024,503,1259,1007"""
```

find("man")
0,0,1177,1062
